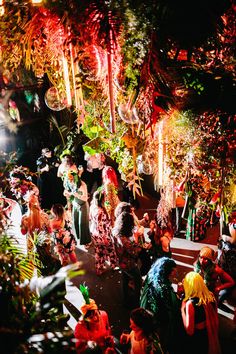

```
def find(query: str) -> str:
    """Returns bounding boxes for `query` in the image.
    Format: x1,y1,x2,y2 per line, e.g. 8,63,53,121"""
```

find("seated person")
74,285,115,353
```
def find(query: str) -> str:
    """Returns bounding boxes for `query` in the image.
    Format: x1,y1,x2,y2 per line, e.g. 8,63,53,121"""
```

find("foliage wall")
0,0,235,213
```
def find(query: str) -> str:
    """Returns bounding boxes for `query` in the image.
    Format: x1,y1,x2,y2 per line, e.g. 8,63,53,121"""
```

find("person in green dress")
140,257,187,354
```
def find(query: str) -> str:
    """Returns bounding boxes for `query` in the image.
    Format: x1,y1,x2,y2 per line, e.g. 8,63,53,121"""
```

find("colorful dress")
51,217,77,266
104,184,120,226
90,205,118,274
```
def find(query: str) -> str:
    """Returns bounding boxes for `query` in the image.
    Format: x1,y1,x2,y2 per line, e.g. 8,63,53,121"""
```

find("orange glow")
32,0,42,5
62,55,72,107
0,0,4,16
158,120,163,186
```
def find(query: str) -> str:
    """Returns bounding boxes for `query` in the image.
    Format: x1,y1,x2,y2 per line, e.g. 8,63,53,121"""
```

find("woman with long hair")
181,271,221,354
89,190,118,275
102,166,120,226
21,194,49,254
112,202,142,309
49,203,78,266
140,257,186,354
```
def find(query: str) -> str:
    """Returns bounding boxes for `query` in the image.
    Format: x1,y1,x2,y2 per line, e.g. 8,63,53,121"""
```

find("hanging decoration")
44,87,66,111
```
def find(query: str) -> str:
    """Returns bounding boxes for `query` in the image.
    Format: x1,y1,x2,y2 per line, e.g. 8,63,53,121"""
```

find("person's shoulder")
100,310,109,320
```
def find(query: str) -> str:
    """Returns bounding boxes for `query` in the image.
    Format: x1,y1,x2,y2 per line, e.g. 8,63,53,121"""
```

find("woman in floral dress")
49,203,78,266
90,190,118,275
102,165,120,226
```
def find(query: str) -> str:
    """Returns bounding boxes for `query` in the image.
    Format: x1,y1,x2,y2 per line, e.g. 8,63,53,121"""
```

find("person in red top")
181,271,221,354
74,285,115,353
194,246,235,313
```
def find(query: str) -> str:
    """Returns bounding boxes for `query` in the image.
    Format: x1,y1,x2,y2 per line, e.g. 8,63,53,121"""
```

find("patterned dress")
51,217,77,266
90,205,118,274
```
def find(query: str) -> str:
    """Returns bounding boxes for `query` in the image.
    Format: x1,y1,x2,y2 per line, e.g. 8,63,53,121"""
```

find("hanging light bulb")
32,0,43,5
0,0,4,16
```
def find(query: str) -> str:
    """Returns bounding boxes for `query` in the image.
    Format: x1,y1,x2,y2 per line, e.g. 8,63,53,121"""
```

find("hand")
120,331,130,345
41,165,49,172
64,190,71,198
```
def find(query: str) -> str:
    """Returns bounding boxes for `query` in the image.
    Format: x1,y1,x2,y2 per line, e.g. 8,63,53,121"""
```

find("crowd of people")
0,146,236,354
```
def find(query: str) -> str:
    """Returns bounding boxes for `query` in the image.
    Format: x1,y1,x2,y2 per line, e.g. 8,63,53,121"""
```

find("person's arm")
181,300,195,336
215,265,235,292
74,181,88,202
57,164,63,178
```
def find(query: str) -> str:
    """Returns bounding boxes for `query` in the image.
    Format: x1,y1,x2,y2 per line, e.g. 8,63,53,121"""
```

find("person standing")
181,271,221,354
102,165,120,226
63,169,91,247
140,257,187,354
0,195,26,255
36,147,63,210
112,202,142,309
89,190,118,275
194,246,235,313
21,194,50,255
57,151,78,210
49,203,78,266
84,151,105,197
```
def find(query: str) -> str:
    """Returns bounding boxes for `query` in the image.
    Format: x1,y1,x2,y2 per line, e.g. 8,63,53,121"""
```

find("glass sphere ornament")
118,103,140,124
44,87,67,111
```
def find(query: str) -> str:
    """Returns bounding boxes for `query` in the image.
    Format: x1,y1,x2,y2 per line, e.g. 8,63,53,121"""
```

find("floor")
62,191,235,353
64,232,236,354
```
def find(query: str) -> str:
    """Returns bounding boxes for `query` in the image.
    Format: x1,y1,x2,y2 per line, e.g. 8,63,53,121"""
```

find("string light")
158,120,164,187
31,0,43,5
0,0,4,16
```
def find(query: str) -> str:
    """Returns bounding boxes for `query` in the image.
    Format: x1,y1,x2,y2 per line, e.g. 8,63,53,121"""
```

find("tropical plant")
0,232,83,353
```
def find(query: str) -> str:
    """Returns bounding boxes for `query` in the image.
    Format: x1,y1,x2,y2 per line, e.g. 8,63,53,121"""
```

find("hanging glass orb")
44,87,66,111
136,154,154,175
118,103,140,124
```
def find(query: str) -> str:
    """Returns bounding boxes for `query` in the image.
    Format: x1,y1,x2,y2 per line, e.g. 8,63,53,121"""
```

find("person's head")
63,155,73,165
130,307,155,337
183,271,215,305
198,246,216,268
60,150,73,164
113,211,135,238
51,204,65,218
9,167,31,182
149,257,177,284
42,147,52,158
102,166,118,188
80,298,100,325
115,201,132,218
92,190,104,208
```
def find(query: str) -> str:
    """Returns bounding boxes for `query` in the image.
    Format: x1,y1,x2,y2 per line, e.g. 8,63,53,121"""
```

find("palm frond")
79,283,90,304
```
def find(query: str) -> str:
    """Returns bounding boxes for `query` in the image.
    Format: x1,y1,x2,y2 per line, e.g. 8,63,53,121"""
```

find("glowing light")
31,0,43,5
0,0,4,16
62,55,72,107
158,120,164,186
